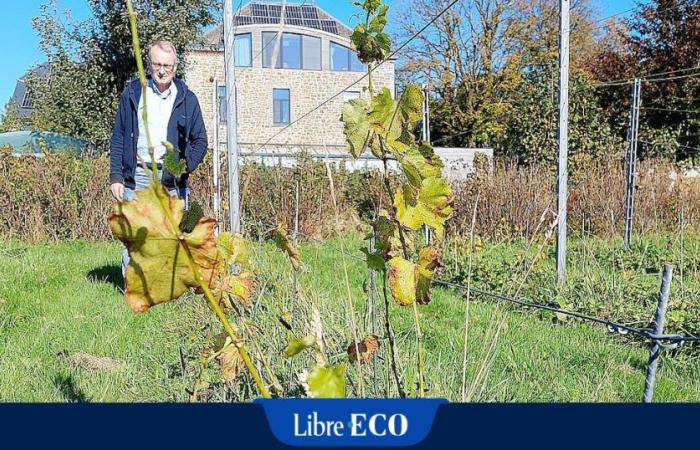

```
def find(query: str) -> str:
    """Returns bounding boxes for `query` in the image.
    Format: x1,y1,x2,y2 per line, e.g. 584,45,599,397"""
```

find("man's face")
149,46,177,88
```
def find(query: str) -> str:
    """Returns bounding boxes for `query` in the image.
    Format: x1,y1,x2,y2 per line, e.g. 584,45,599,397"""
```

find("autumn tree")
588,0,700,161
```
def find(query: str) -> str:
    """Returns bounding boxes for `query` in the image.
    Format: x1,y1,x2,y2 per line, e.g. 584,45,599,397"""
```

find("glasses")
151,62,175,73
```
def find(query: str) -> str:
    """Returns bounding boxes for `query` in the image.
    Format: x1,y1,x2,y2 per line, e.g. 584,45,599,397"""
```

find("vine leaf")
214,335,245,382
299,365,347,398
163,141,186,178
109,182,253,312
274,224,301,271
347,334,381,364
341,98,372,158
284,335,317,358
387,247,440,306
394,177,453,239
351,2,390,63
400,144,444,190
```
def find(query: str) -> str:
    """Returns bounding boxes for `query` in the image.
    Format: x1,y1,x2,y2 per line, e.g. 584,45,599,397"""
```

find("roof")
201,1,353,49
11,63,51,119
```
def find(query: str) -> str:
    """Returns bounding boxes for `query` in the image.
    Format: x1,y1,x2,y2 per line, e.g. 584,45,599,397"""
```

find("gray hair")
147,40,179,67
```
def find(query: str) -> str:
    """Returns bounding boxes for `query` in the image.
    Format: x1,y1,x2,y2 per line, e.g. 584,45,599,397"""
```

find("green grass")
0,237,699,402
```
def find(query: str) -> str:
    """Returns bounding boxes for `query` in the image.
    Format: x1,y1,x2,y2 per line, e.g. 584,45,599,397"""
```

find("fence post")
643,264,673,403
624,78,642,250
293,173,300,246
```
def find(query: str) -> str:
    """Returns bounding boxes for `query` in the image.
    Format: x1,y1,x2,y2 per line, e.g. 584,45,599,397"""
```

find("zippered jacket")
109,78,208,190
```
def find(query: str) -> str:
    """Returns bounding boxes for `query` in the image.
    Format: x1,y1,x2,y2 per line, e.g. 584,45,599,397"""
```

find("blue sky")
0,0,643,114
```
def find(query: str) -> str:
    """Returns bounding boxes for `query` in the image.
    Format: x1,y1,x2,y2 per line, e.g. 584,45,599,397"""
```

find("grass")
0,236,699,402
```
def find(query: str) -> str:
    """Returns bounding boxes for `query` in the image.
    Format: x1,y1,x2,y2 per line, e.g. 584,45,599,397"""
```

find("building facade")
184,1,395,160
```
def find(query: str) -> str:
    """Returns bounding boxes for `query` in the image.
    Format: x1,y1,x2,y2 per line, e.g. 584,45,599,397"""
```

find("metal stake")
643,264,673,403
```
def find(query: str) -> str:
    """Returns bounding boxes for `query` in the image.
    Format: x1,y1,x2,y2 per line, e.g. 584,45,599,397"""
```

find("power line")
251,0,461,152
641,107,700,114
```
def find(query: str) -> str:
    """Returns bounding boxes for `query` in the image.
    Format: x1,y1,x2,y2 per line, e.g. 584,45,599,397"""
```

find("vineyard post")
422,83,433,246
212,78,221,234
556,0,571,286
624,78,642,250
223,0,241,233
643,264,673,403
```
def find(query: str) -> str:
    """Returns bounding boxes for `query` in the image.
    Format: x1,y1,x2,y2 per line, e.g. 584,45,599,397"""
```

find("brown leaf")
347,334,381,364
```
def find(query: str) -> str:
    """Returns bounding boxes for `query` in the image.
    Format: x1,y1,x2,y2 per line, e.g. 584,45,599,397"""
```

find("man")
110,40,208,276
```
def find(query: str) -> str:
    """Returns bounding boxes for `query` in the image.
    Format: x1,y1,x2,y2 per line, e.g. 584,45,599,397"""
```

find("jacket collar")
128,77,188,109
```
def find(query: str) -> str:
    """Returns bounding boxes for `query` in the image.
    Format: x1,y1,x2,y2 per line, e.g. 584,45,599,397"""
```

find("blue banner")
256,399,446,447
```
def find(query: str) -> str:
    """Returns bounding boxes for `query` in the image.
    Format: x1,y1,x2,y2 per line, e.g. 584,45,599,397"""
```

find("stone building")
184,1,395,164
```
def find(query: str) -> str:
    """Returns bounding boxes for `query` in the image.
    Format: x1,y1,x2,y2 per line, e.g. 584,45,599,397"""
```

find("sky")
0,0,645,115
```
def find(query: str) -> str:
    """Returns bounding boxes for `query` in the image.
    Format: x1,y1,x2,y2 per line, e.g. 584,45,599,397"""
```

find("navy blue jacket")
109,78,208,190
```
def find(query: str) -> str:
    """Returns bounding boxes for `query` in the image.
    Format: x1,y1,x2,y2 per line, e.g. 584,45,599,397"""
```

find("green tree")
29,0,219,150
0,101,24,133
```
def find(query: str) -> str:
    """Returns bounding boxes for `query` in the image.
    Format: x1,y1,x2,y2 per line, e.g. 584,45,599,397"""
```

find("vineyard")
1,0,700,403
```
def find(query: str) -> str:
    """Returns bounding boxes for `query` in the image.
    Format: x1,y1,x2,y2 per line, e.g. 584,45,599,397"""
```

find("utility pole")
623,79,642,250
223,0,241,232
556,0,570,286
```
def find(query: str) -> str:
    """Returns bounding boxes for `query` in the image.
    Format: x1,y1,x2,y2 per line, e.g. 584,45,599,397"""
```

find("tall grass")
2,147,698,242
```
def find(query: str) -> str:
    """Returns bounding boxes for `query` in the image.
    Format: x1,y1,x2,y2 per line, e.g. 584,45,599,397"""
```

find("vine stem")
125,0,269,398
380,158,424,397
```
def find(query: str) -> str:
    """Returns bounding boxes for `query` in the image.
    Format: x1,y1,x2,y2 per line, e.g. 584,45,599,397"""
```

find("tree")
0,101,24,133
29,0,219,150
587,0,700,162
392,0,602,160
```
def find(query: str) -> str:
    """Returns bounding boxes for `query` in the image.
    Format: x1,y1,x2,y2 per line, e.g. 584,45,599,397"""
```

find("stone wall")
183,24,395,152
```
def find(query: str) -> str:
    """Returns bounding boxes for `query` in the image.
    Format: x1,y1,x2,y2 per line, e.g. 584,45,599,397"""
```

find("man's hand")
110,182,125,202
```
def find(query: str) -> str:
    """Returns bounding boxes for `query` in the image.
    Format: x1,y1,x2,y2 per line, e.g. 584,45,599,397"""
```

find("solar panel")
234,16,253,26
286,17,304,27
301,5,319,20
252,16,279,25
303,19,322,30
269,4,282,18
320,20,338,34
250,4,268,16
285,5,303,19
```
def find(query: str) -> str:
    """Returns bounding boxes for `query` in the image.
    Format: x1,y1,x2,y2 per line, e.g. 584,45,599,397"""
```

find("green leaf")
274,224,301,271
163,141,186,178
396,84,423,128
387,247,440,306
179,200,203,233
284,335,317,358
341,98,372,158
400,144,444,190
394,177,453,239
304,365,346,398
387,256,417,306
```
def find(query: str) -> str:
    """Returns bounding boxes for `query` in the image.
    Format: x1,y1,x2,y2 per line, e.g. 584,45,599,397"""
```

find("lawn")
0,236,699,402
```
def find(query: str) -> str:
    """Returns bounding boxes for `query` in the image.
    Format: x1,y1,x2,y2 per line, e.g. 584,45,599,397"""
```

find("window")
20,90,33,108
330,42,366,72
302,35,321,70
218,85,227,124
343,91,360,102
281,34,301,69
262,32,278,68
273,89,290,125
234,33,252,67
263,32,321,70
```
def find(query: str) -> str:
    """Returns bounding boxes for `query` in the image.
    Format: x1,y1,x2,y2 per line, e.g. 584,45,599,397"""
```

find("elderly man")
109,40,208,276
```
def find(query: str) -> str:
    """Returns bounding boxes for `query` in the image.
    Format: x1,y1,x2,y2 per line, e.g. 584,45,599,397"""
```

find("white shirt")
136,79,178,166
